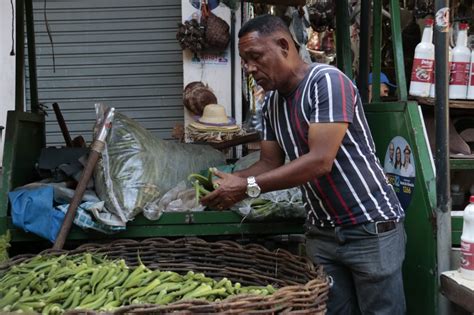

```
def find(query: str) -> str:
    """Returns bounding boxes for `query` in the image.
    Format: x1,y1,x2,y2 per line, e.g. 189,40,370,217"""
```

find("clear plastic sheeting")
94,107,226,223
231,188,307,221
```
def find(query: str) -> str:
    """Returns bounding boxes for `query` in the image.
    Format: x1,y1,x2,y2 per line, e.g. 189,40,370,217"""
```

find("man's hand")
200,169,247,210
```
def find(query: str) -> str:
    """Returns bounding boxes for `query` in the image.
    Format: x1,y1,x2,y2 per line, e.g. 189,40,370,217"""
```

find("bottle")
467,46,474,99
460,196,474,280
429,47,452,98
449,23,471,99
409,18,435,97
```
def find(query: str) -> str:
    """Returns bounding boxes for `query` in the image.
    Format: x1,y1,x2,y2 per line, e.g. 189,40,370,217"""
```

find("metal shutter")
25,0,183,146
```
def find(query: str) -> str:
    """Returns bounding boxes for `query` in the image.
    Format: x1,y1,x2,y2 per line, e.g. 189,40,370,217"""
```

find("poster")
383,136,416,210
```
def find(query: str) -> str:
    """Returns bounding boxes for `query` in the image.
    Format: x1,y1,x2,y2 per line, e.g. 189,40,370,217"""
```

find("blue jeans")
305,221,406,315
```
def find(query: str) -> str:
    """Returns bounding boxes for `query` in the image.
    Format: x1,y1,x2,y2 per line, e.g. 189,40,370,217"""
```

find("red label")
461,241,474,271
449,62,470,86
470,63,474,86
411,58,434,83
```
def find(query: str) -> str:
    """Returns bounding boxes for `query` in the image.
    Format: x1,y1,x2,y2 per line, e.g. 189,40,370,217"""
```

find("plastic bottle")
460,196,474,280
409,18,435,97
467,47,474,99
429,47,452,98
449,23,471,99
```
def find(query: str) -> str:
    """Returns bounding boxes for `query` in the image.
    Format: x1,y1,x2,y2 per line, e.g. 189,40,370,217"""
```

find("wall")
0,1,17,167
181,1,242,139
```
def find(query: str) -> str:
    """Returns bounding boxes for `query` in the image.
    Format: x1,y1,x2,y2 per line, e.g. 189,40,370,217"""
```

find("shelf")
2,211,305,243
450,158,474,170
414,97,474,109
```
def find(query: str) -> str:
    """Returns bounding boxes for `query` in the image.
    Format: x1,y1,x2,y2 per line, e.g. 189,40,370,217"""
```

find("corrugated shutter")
25,0,183,146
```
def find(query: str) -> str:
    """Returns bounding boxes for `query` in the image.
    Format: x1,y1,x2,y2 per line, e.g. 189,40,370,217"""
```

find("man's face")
238,31,285,91
368,83,390,102
389,143,394,160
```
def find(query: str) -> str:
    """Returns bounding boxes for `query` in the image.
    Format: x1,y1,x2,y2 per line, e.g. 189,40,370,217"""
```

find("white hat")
196,104,236,126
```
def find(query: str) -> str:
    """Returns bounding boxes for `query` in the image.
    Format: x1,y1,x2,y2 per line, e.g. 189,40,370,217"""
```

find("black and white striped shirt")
262,63,404,227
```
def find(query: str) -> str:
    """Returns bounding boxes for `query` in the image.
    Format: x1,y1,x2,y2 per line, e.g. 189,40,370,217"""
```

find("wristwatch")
246,176,261,198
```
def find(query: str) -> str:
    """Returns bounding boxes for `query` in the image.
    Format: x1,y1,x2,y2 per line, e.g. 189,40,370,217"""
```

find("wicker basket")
0,238,329,314
183,81,218,116
203,12,230,51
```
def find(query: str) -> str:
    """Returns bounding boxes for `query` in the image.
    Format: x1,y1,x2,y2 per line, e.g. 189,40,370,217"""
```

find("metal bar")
434,0,451,314
335,0,353,79
371,0,383,103
15,0,25,112
389,0,408,101
357,0,370,103
24,0,39,113
52,103,73,147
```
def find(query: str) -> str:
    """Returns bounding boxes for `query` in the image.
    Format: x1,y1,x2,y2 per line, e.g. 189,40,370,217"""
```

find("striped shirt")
262,63,404,227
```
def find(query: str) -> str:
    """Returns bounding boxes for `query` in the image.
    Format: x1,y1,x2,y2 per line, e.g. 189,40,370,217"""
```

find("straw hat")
197,104,236,125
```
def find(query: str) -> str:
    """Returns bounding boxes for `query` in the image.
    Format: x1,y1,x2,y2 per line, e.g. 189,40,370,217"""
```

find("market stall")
0,0,473,314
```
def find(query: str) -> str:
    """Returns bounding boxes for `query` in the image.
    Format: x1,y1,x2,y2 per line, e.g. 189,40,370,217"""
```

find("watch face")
247,185,261,198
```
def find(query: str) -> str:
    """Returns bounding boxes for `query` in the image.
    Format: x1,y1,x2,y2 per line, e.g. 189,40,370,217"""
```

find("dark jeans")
305,221,406,315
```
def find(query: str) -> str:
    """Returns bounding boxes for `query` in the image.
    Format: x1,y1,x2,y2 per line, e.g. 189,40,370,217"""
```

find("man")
201,15,405,315
368,72,397,102
384,141,396,173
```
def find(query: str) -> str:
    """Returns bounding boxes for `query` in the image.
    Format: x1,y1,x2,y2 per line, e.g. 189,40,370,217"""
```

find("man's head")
238,15,304,93
389,142,395,161
368,72,397,102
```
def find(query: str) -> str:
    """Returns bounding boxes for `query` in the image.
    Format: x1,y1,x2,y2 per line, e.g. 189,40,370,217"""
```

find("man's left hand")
200,169,247,210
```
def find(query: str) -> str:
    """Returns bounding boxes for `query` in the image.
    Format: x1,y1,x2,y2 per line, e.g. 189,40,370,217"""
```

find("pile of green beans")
0,253,276,314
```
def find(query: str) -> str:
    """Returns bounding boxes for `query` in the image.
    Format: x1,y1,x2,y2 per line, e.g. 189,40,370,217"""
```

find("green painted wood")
5,213,305,242
450,159,474,170
389,0,408,101
335,0,353,79
371,0,382,103
365,101,437,315
0,111,45,233
452,216,463,247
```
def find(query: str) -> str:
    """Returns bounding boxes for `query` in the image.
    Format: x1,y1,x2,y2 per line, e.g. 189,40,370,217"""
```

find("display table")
440,270,474,312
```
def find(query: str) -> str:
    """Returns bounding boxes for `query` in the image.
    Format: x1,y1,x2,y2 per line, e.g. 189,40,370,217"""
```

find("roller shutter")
25,0,183,146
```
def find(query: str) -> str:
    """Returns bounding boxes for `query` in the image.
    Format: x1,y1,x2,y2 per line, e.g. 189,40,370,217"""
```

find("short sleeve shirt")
261,63,404,227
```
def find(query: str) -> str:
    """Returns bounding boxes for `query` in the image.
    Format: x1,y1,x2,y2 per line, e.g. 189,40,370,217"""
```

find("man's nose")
244,63,257,74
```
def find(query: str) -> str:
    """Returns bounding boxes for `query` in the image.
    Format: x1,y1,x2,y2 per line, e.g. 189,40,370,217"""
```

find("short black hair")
238,14,291,38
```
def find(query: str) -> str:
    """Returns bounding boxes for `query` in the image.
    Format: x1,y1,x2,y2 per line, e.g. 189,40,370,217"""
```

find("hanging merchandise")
467,46,474,99
449,23,471,99
201,1,231,52
176,16,207,54
409,18,434,97
183,81,218,116
461,196,474,280
429,47,452,98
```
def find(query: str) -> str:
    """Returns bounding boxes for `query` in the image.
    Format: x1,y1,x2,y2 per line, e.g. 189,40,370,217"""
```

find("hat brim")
194,116,236,127
189,121,240,132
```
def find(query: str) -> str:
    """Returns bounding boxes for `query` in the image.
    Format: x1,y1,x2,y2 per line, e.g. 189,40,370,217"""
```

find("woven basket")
0,238,329,314
203,12,230,51
183,81,218,116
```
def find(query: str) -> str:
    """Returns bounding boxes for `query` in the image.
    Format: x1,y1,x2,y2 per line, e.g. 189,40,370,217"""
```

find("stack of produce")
0,253,275,314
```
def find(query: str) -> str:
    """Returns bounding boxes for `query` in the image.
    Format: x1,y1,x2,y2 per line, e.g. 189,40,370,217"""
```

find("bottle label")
470,63,474,86
411,58,434,83
461,240,474,271
449,61,470,86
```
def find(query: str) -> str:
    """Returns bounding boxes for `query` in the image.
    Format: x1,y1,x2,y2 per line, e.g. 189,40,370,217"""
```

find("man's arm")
201,122,348,209
254,122,348,193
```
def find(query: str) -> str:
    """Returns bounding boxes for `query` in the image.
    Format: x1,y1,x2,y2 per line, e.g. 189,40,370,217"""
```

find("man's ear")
276,37,290,57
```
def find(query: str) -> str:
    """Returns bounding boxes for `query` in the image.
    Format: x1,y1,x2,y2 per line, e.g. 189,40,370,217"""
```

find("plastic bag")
143,181,205,220
94,106,226,222
9,186,65,243
231,188,307,221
